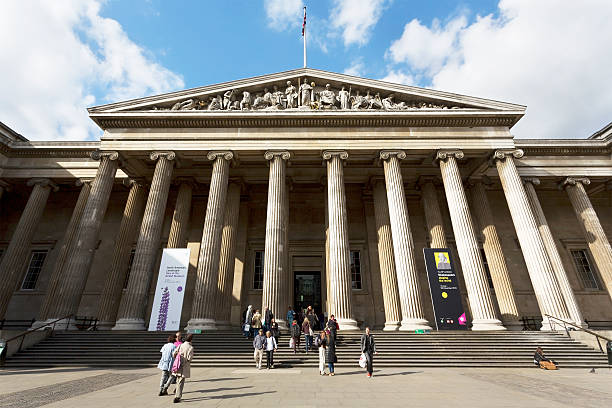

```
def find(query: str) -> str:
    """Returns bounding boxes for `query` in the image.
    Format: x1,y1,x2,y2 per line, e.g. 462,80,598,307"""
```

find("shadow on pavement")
182,390,275,402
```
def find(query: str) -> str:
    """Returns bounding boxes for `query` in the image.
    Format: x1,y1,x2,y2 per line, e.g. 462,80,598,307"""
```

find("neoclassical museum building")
1,68,611,331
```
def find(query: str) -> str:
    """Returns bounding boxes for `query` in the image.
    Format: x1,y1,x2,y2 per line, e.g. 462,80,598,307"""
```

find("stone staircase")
3,330,609,369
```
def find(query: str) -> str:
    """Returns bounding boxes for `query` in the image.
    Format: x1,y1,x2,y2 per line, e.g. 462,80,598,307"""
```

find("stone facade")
1,69,611,331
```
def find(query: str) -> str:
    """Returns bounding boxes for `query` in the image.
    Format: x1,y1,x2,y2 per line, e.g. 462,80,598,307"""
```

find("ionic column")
113,152,176,330
561,177,612,303
493,150,570,327
96,179,147,329
323,150,358,330
167,180,194,249
261,151,290,329
436,150,504,330
215,181,242,328
419,177,448,248
469,180,521,328
186,151,233,330
49,152,119,326
523,178,585,327
0,178,57,319
37,179,92,324
380,150,431,330
372,178,402,331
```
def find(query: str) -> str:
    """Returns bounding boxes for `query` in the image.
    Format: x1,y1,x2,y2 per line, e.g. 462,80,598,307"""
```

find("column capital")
27,178,59,192
264,150,291,161
379,150,406,161
435,149,464,165
91,150,120,161
123,178,148,189
522,177,541,186
492,149,524,162
150,151,177,162
559,177,591,190
206,150,234,161
322,150,348,160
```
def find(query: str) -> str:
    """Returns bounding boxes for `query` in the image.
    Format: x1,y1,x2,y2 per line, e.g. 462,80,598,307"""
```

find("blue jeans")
304,335,312,352
328,363,335,373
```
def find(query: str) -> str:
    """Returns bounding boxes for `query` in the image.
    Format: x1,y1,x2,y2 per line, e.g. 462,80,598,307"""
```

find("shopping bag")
539,361,557,370
289,338,295,348
244,324,251,332
359,353,367,368
171,352,182,373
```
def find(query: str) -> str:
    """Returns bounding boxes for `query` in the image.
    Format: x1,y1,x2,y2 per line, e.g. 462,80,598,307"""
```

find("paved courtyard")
1,365,611,407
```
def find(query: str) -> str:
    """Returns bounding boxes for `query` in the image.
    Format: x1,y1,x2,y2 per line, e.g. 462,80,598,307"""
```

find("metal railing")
1,315,73,362
545,314,612,354
0,319,37,330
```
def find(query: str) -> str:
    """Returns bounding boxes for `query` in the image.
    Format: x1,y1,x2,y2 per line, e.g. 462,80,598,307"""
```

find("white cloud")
343,58,365,77
264,0,304,32
331,0,389,47
0,0,184,141
384,0,612,139
380,70,414,85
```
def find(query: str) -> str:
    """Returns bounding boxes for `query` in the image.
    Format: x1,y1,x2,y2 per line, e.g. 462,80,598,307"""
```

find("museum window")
253,250,264,290
21,250,48,290
479,248,494,289
350,250,362,290
570,249,602,290
123,248,136,289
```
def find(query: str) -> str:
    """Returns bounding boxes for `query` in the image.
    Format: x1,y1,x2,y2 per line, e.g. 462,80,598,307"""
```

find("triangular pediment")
88,68,525,114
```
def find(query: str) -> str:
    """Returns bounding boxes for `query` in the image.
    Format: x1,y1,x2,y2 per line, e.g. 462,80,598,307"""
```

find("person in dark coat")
290,319,301,353
534,347,557,368
360,327,377,377
326,314,339,341
264,307,274,332
325,331,337,376
270,318,280,345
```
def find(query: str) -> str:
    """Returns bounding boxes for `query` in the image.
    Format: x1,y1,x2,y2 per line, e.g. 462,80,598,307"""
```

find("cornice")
0,141,100,158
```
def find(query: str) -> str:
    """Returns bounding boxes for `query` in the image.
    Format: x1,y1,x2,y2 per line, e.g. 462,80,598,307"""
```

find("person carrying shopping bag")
169,333,194,403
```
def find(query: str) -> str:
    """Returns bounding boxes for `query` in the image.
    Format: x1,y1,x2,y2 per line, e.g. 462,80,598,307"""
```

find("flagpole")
303,6,307,68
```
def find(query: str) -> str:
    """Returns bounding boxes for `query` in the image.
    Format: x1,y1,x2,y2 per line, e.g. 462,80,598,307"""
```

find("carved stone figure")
263,88,273,107
337,86,350,110
351,90,368,110
272,85,284,108
223,89,236,110
252,93,267,109
369,92,383,109
207,96,222,111
299,78,313,107
240,91,251,110
319,84,336,109
285,81,297,108
171,99,198,111
382,94,396,110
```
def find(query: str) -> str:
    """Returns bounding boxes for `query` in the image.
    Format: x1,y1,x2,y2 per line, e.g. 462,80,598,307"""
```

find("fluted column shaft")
372,179,402,331
38,180,91,323
323,151,358,330
494,150,570,327
469,181,521,327
167,182,194,249
380,151,431,330
523,179,585,327
437,151,504,330
0,179,56,319
420,181,448,248
114,152,175,330
216,182,242,327
262,152,290,329
187,151,233,330
50,153,119,325
96,180,147,328
562,177,612,303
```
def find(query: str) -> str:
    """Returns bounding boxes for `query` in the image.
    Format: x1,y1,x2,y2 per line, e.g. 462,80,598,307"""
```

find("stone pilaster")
0,178,57,319
37,179,92,323
113,152,175,330
380,150,431,330
468,180,521,328
186,151,233,331
215,181,242,328
371,178,402,331
49,152,119,327
561,177,612,303
261,151,290,330
323,150,359,330
96,179,148,329
418,177,448,248
493,150,570,328
167,180,194,249
436,150,505,330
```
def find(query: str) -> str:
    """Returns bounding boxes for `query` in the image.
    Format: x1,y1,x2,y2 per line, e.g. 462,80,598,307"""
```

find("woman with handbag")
302,317,312,354
171,333,194,403
325,330,337,376
315,331,327,375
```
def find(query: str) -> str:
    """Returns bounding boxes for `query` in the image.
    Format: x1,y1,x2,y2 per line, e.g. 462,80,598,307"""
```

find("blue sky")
1,0,611,141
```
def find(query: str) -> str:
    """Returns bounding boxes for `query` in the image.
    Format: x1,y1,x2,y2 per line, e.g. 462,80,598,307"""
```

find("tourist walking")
305,305,319,330
315,331,327,375
326,314,339,341
157,335,177,396
253,329,266,369
270,318,280,345
287,306,296,326
244,305,254,338
302,317,313,353
162,331,184,392
290,319,301,353
325,331,337,376
264,307,274,332
170,333,194,403
252,309,263,335
360,327,377,377
265,330,278,369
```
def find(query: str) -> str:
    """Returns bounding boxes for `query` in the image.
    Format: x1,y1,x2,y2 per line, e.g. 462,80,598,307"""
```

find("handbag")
244,323,251,331
289,338,295,348
359,353,367,368
171,351,182,373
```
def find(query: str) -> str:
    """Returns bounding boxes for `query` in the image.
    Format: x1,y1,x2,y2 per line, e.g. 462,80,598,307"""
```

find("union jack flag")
302,7,306,36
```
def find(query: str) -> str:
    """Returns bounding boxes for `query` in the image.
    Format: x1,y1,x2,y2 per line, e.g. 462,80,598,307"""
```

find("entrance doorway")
294,272,322,315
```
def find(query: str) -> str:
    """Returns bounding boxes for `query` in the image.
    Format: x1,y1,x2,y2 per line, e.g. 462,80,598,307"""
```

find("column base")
31,318,79,331
112,318,146,331
383,321,400,331
471,318,506,331
502,319,524,331
399,318,432,331
336,318,360,331
95,321,116,331
214,320,232,330
185,318,217,331
539,316,578,331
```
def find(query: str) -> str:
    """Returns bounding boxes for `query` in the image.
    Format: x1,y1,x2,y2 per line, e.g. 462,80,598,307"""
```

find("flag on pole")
302,7,306,36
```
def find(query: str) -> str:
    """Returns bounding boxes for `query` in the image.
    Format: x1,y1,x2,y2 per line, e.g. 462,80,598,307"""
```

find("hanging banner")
148,248,190,331
423,248,467,330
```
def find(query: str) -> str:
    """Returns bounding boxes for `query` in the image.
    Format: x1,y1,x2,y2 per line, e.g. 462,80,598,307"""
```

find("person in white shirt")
264,330,277,369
